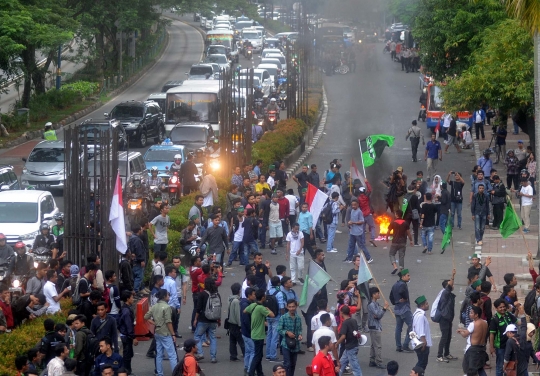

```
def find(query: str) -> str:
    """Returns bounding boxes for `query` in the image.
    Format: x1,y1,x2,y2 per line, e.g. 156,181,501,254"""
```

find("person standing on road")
387,210,413,274
406,120,424,163
326,192,343,254
241,288,257,375
298,202,315,259
438,182,451,234
419,193,437,254
490,175,506,230
278,299,303,376
495,124,507,164
293,165,309,197
367,286,389,369
424,134,442,182
180,153,199,195
357,182,377,246
391,269,414,353
434,270,457,363
477,150,493,178
489,299,518,376
512,178,533,233
150,203,170,253
335,305,363,376
285,223,305,286
128,226,146,296
194,278,221,363
471,184,490,245
390,40,397,61
412,295,432,371
227,282,245,362
444,117,461,154
245,289,275,376
473,106,486,140
457,305,488,376
344,200,373,263
446,171,465,229
441,112,452,141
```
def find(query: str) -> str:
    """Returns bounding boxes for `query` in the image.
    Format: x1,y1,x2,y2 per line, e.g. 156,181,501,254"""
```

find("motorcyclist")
148,166,161,186
266,98,280,114
42,122,57,141
51,212,64,253
254,86,264,101
254,99,264,118
0,234,15,279
170,154,182,175
13,241,33,277
193,149,206,166
32,223,55,250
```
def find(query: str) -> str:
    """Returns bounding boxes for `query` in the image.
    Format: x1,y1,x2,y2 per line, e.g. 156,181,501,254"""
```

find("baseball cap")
504,324,518,335
70,265,80,277
359,187,366,193
518,140,524,144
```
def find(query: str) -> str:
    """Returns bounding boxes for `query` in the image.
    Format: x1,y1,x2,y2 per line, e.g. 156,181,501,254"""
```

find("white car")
204,54,230,72
241,28,264,52
261,48,283,58
240,68,272,97
257,63,280,87
0,190,58,248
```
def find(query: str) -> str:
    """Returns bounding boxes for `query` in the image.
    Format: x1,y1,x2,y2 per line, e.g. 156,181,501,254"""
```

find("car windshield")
169,127,208,143
0,202,38,223
343,27,352,33
205,55,228,64
235,21,253,29
207,46,226,54
28,147,65,162
236,76,260,88
87,160,128,176
79,125,111,141
144,149,182,162
262,59,281,68
190,66,213,76
268,55,285,63
242,32,259,39
110,105,143,119
167,93,219,123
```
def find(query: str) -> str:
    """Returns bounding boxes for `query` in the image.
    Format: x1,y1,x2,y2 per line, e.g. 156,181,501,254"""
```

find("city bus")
165,81,221,135
426,82,473,131
205,30,238,62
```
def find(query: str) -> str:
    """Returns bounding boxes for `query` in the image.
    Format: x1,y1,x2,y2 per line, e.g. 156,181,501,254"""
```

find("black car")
105,100,166,147
0,165,20,191
78,119,127,157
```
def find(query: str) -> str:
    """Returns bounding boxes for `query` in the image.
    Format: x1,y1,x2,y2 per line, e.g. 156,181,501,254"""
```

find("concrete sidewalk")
471,128,538,296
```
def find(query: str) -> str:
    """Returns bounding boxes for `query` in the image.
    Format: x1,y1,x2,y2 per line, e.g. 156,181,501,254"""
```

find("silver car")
204,54,231,72
20,141,66,190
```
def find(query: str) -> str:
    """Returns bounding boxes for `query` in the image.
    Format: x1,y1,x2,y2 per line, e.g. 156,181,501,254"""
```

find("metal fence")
63,126,119,273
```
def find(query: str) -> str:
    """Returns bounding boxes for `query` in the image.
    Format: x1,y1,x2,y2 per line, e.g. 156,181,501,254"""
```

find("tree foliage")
387,0,420,27
413,0,507,80
440,19,533,114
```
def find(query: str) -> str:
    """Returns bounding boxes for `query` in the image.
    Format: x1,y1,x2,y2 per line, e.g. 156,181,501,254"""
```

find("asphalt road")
126,43,481,376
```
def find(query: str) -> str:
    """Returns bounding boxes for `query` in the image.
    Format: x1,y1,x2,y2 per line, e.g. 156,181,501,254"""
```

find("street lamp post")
55,45,62,90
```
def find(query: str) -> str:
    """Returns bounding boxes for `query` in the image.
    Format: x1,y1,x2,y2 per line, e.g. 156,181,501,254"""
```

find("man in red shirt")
357,180,376,246
311,336,339,376
276,189,290,246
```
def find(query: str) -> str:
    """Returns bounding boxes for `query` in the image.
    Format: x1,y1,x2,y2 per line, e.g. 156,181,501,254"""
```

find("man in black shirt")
387,210,413,274
348,254,371,331
180,153,199,195
307,164,320,188
438,182,451,234
274,161,288,191
420,193,437,255
293,165,309,196
446,171,465,229
335,305,362,375
468,254,496,288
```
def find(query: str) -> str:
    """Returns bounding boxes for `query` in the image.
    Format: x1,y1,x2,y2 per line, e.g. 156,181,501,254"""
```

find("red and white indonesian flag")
306,182,328,229
350,158,365,187
109,172,128,254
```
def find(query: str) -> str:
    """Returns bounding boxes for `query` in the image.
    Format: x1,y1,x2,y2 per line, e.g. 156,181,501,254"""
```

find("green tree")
413,0,507,80
387,0,420,27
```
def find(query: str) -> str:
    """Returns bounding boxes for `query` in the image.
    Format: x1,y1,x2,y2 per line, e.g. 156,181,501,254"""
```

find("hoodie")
228,294,241,325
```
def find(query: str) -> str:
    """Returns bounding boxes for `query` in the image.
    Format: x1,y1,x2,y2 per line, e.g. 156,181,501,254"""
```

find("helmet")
174,154,182,161
14,242,25,250
151,166,159,173
45,122,52,129
40,223,50,232
270,98,276,103
53,212,64,221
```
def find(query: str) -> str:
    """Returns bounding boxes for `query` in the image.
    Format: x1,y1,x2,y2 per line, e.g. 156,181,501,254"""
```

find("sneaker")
296,280,303,286
402,348,414,353
369,362,377,367
319,238,326,243
391,268,398,275
335,230,342,234
414,243,420,247
175,333,182,338
230,358,240,362
298,350,306,354
271,249,277,254
146,352,156,358
346,260,352,263
445,354,458,361
327,249,338,253
307,347,314,352
369,240,377,247
367,258,374,264
195,355,204,361
298,278,304,283
422,247,427,254
376,364,387,369
524,228,530,233
342,259,350,263
267,358,281,363
211,358,217,363
395,348,403,352
437,356,449,363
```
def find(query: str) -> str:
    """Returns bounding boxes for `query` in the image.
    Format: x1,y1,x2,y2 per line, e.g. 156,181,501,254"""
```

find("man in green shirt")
245,289,275,376
144,289,178,376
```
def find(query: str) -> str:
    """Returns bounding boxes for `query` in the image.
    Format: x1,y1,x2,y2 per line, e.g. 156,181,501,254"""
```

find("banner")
359,134,395,167
299,259,332,310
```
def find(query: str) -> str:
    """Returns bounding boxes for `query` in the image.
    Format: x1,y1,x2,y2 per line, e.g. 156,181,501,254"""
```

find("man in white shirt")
441,113,452,141
311,299,338,334
515,178,533,233
412,295,432,372
47,343,69,376
285,223,304,285
312,313,338,359
44,270,70,314
285,189,299,224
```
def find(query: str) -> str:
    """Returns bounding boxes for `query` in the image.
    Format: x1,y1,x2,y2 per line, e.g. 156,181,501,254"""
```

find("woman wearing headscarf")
431,175,442,228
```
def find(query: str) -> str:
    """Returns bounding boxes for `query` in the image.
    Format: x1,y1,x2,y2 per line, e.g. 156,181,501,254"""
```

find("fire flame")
375,214,393,236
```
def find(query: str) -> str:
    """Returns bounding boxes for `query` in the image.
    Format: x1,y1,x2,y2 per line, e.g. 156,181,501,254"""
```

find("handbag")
285,317,299,349
504,360,517,376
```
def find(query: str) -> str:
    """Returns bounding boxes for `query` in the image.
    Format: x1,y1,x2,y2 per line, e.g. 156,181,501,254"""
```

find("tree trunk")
96,30,105,78
534,32,540,258
20,45,36,108
32,51,53,95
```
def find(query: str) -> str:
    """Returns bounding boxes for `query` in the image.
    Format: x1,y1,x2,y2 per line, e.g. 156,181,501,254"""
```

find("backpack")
524,289,537,316
82,328,99,364
264,290,280,316
204,291,222,320
172,354,202,376
320,201,333,225
72,277,88,306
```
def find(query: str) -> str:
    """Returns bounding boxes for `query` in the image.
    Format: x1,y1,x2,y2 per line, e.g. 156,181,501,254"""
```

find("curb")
285,86,328,177
0,30,170,149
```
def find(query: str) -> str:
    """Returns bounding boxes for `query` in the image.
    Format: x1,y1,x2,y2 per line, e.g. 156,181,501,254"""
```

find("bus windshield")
166,92,219,123
429,85,443,111
207,35,232,48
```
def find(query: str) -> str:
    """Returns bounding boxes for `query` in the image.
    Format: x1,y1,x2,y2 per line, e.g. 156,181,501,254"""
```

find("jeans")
259,223,267,248
315,222,324,240
249,339,264,376
282,347,298,376
395,310,413,349
153,243,167,253
474,215,486,242
439,213,448,235
326,223,337,251
243,240,259,263
266,317,279,359
339,347,362,376
420,226,434,251
155,334,178,376
415,346,430,371
132,264,144,293
496,347,505,376
450,202,462,228
346,234,372,261
195,321,217,359
363,214,376,239
437,318,452,357
242,335,255,372
513,120,519,134
228,241,245,265
229,324,245,360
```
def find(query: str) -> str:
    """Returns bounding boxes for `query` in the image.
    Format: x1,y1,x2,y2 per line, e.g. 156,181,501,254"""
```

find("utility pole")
56,45,62,90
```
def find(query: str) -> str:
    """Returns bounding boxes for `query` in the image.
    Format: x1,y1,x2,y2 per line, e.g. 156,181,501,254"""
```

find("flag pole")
357,139,367,179
360,252,396,318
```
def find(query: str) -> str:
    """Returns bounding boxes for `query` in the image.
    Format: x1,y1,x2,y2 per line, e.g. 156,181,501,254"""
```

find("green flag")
356,253,373,285
500,198,521,238
299,260,332,310
441,217,453,253
359,135,395,167
401,197,409,218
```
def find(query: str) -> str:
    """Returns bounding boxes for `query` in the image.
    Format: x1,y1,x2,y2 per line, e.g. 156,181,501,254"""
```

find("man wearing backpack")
73,263,97,307
194,277,222,363
266,276,287,362
90,301,119,352
40,318,66,364
241,288,257,375
73,314,94,376
245,289,276,376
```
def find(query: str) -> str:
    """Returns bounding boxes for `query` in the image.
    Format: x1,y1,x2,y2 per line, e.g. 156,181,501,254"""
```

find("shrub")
62,81,99,99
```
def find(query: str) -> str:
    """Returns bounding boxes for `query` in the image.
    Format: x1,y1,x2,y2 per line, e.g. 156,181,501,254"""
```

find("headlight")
57,168,65,175
209,160,220,171
22,167,28,174
12,279,20,288
20,231,39,240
